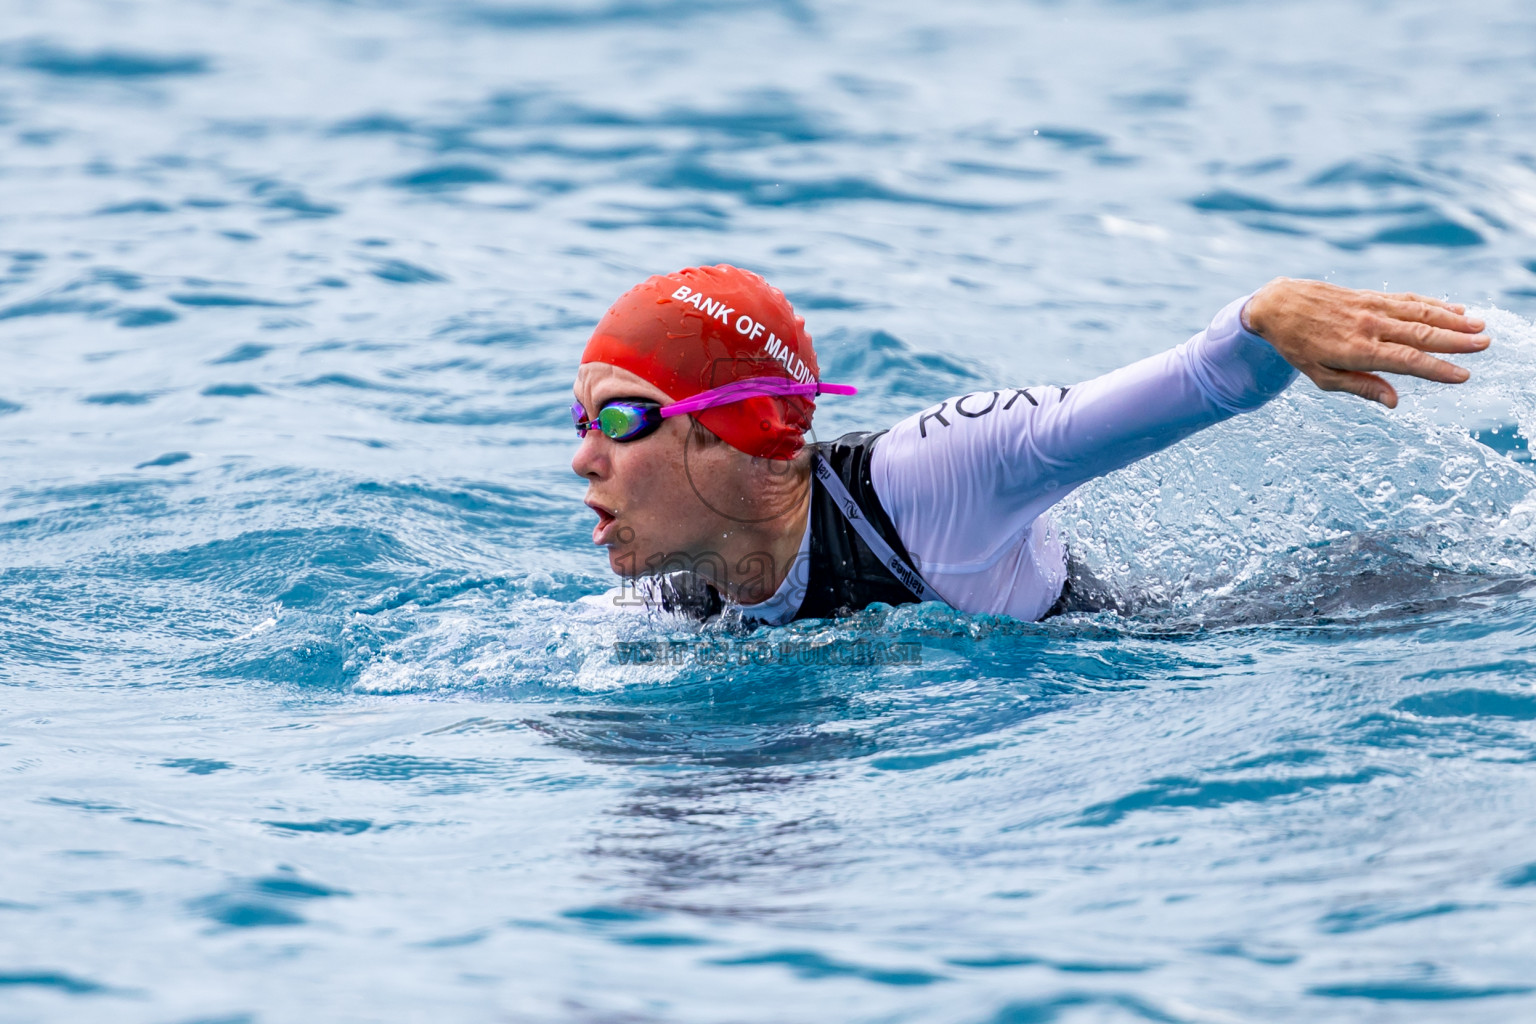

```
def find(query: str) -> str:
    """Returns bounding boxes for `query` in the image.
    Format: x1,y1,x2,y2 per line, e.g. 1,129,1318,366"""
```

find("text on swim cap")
672,285,813,384
671,285,735,326
762,332,813,384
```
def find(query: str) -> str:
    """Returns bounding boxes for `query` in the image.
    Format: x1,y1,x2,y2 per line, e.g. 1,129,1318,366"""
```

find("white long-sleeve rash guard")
716,292,1298,626
867,292,1297,621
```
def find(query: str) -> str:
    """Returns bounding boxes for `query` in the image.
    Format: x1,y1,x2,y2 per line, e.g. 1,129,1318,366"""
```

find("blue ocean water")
5,0,1536,1020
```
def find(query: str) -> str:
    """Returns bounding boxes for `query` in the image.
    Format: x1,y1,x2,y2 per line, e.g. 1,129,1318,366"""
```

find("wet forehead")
574,362,673,409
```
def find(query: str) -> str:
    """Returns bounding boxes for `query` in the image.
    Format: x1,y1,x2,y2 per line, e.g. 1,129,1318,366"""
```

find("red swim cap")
581,265,819,460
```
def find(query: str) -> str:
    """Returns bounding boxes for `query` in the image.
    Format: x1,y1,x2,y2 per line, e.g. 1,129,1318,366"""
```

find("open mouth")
585,500,618,544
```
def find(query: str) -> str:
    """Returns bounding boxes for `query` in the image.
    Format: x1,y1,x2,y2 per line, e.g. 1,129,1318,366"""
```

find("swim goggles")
571,375,857,443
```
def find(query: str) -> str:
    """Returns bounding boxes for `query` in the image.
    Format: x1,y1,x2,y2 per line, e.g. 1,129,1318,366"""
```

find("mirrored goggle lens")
598,403,653,440
572,400,661,441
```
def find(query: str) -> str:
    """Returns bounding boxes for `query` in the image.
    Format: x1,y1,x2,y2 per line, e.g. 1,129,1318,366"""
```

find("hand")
1242,277,1490,409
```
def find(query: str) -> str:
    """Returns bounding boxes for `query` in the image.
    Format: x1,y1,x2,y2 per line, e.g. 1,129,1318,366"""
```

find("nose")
570,427,609,480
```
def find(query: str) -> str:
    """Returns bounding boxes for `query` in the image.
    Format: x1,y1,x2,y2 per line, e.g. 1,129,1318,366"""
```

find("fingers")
1368,294,1485,333
1376,316,1491,354
1327,340,1471,384
1312,367,1398,408
1379,290,1466,316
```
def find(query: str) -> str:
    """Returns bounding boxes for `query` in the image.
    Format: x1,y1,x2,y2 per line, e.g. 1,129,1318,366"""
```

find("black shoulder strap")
813,454,935,602
796,431,924,620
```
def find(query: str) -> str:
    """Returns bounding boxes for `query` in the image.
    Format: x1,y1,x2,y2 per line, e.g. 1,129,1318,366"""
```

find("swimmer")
571,266,1489,623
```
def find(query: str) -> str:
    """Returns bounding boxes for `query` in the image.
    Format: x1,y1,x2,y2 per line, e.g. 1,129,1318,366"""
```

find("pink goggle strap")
659,376,858,418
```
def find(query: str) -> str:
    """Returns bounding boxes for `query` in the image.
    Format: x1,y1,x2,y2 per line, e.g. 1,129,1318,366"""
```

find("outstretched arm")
1243,277,1488,408
871,280,1487,580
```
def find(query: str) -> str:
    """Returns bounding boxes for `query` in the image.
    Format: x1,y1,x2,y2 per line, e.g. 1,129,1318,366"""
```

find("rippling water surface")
6,0,1536,1020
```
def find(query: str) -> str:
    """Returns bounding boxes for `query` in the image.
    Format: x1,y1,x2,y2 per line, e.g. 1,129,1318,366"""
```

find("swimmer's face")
571,363,753,577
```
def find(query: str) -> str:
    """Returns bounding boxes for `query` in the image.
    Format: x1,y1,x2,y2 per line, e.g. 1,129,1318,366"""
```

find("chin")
606,538,697,580
605,546,634,577
605,543,659,578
